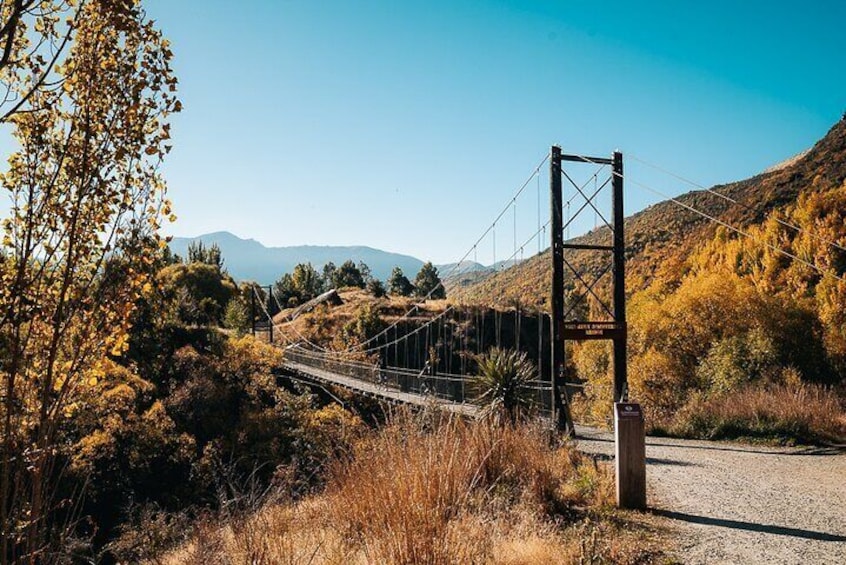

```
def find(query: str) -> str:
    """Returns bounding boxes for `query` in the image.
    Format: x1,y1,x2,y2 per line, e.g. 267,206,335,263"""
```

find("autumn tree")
0,2,77,123
291,262,321,301
0,1,179,560
414,262,445,299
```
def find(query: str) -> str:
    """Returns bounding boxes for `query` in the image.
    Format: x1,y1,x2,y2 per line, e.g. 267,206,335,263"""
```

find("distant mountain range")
169,231,427,284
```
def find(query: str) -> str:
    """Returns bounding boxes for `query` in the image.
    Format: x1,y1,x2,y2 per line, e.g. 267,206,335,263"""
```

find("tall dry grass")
154,411,664,565
669,383,846,444
326,414,611,564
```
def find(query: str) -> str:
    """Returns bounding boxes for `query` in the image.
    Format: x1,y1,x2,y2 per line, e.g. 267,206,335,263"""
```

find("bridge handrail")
284,346,469,402
285,346,378,370
284,347,551,383
283,345,552,413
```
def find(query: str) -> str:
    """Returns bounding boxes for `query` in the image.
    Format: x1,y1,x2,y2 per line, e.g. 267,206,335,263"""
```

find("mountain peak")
168,233,425,284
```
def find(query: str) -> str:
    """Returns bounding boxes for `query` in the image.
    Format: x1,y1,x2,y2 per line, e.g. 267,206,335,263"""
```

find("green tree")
158,263,237,326
334,260,365,288
414,262,445,299
274,273,297,307
321,261,337,291
388,266,414,296
358,261,373,285
223,295,251,335
342,304,385,344
187,241,224,272
367,278,387,298
291,262,322,301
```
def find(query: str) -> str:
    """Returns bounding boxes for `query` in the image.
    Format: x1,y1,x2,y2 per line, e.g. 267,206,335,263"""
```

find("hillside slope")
459,118,846,309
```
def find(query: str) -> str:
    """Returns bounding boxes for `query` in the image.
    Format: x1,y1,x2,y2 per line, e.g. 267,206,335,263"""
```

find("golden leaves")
0,0,181,509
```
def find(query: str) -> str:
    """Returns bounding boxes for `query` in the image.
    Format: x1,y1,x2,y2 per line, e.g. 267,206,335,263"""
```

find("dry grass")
325,414,612,563
154,412,667,565
668,383,846,444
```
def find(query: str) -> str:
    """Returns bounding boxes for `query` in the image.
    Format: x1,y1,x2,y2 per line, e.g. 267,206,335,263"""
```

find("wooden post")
266,284,274,344
550,146,574,434
250,286,256,336
611,151,627,402
614,402,646,509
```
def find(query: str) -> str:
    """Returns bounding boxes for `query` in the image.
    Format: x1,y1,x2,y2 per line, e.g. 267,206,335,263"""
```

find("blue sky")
144,0,843,264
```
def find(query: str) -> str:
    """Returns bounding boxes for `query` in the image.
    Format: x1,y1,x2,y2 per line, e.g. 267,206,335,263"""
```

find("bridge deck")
281,361,480,418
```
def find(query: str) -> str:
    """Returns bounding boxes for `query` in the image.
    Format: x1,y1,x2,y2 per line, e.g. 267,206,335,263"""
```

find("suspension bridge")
250,146,844,432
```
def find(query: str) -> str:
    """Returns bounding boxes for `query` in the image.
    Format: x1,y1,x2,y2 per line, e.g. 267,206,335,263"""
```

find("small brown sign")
615,403,642,418
562,321,626,341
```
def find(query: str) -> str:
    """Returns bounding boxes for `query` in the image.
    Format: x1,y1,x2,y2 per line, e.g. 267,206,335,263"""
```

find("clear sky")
143,0,843,264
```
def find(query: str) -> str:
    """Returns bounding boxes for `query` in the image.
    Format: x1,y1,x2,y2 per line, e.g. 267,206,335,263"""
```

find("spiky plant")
471,347,537,424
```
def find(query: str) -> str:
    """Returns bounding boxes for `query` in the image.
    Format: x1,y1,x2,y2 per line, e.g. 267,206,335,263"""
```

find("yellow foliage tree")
0,1,179,560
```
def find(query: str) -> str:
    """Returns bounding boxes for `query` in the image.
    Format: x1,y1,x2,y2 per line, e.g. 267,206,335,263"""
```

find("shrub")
222,295,251,334
471,347,538,423
575,272,838,432
367,278,387,297
153,414,668,565
696,328,778,393
342,304,385,345
158,262,238,326
670,383,846,444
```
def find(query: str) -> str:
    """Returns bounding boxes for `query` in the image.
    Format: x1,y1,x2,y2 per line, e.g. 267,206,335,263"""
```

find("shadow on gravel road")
577,433,845,457
589,452,701,467
651,509,846,542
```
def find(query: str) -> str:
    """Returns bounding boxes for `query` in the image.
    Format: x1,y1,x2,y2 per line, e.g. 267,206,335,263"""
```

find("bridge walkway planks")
280,361,480,418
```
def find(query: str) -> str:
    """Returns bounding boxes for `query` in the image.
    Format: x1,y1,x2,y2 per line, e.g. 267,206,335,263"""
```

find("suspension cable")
325,152,552,354
630,154,846,254
629,177,845,282
570,153,845,283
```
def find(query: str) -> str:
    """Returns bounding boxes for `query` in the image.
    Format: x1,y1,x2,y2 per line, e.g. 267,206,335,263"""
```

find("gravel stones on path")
574,426,846,564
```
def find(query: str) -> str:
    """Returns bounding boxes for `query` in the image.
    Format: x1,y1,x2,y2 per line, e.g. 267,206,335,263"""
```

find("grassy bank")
662,384,846,445
154,413,669,564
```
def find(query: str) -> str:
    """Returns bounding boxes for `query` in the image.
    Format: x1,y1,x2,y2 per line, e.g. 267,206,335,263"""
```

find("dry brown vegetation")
273,288,449,351
154,412,668,564
666,383,846,444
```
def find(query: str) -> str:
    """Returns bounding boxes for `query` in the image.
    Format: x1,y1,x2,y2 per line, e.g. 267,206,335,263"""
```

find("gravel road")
574,426,846,564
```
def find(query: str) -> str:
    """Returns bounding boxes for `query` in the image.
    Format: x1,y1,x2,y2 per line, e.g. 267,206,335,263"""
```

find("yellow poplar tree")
0,1,179,560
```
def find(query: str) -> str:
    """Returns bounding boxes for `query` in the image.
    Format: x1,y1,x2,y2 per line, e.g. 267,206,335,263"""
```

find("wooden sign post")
614,402,646,509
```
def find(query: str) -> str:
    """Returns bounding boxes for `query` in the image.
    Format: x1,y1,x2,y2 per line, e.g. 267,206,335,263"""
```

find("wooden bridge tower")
550,147,627,433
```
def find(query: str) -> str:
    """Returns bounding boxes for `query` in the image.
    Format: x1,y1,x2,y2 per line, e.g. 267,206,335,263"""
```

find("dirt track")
574,426,846,564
